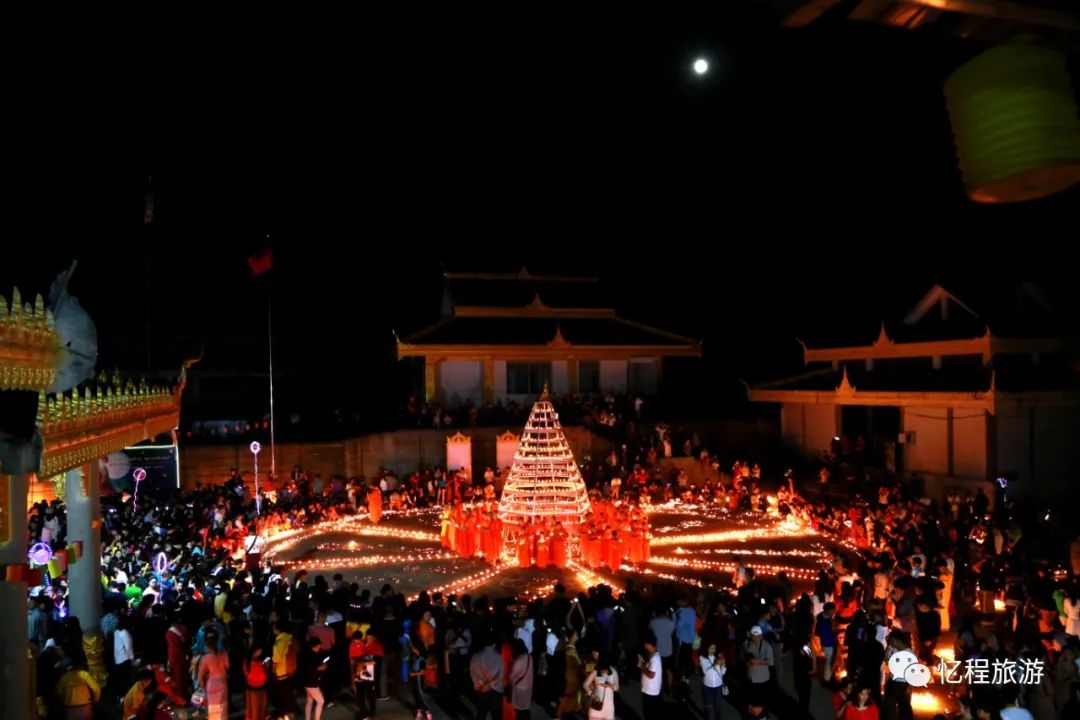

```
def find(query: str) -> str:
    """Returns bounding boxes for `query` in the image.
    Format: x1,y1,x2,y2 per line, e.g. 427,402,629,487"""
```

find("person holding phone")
408,642,432,720
699,643,726,720
584,653,619,720
638,633,663,720
299,637,328,720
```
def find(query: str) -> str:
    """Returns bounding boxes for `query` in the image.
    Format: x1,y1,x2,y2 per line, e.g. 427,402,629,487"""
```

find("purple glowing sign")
29,542,53,566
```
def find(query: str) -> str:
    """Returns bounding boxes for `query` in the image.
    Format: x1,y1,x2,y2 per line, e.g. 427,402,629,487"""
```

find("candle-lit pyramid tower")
498,387,591,524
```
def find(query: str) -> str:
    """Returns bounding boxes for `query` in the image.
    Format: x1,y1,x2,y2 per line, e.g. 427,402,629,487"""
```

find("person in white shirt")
699,643,726,720
638,635,663,720
142,577,160,602
584,655,619,720
999,693,1034,720
113,616,135,693
515,618,534,654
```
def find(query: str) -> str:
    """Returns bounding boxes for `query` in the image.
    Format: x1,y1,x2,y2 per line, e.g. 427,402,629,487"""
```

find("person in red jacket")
165,618,190,697
242,645,269,720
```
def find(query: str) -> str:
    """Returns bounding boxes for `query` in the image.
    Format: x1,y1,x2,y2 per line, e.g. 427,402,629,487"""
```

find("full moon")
693,58,709,75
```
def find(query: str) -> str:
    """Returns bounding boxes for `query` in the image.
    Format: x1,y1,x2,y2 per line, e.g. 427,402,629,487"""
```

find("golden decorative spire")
540,383,550,401
34,294,45,328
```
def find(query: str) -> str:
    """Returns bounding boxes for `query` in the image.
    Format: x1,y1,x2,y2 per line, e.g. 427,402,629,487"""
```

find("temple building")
0,279,187,720
396,269,700,406
747,284,1080,496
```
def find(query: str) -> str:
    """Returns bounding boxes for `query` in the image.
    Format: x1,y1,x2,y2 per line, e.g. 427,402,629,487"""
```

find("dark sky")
4,5,1078,427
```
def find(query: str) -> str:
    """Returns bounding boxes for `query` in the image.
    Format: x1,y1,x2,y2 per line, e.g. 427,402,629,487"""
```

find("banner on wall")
446,432,472,481
496,431,519,475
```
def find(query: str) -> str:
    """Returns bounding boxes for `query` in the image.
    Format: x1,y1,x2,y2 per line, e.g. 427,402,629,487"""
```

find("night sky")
4,5,1078,430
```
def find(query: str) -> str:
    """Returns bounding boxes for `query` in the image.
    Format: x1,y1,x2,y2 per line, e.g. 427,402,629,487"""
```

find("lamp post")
251,441,262,515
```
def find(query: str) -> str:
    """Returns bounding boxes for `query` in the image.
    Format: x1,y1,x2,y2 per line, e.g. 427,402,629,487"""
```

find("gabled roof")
444,267,608,310
752,355,1080,395
398,267,701,356
799,283,1075,350
400,315,698,348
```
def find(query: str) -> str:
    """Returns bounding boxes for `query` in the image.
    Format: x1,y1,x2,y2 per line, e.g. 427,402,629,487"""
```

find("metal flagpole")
268,295,277,482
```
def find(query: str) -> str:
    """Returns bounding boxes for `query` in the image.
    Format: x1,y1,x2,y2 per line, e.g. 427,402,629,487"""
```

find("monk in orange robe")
534,528,549,569
628,529,643,564
447,514,457,553
605,531,621,573
588,530,603,569
368,486,382,524
550,524,568,569
488,515,503,566
517,527,532,567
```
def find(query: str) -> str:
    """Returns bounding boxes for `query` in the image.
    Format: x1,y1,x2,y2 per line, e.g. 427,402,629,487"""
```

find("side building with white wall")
747,284,1080,498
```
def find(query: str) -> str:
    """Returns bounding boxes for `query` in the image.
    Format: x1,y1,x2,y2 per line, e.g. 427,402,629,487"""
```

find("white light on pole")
250,441,262,515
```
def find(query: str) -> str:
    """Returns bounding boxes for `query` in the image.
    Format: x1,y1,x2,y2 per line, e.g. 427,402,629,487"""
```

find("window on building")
507,362,551,395
578,360,600,393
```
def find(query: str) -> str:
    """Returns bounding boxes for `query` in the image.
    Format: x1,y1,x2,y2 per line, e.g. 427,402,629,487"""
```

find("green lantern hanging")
944,39,1080,203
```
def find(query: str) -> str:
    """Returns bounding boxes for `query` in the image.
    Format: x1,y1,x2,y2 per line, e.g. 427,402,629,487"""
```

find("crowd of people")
399,392,652,434
21,428,1080,720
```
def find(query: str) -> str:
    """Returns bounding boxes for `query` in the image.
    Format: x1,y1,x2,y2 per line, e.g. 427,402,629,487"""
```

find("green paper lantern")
945,40,1080,203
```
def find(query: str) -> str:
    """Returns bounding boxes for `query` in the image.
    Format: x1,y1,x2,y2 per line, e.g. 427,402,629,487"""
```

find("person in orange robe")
368,486,382,524
478,513,491,562
550,524,568,569
462,511,475,557
440,508,451,548
447,514,457,554
535,529,550,569
517,527,531,567
606,531,622,573
488,515,503,567
471,512,483,558
628,529,643,564
588,530,602,569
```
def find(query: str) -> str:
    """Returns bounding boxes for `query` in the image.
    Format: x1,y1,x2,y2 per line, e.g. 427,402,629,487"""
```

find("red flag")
248,249,273,277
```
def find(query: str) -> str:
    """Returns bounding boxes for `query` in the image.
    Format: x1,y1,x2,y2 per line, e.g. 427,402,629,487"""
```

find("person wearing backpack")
271,620,300,719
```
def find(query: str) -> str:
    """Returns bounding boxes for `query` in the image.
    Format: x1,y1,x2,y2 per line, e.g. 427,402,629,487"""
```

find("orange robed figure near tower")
516,525,532,567
535,528,551,569
367,485,382,524
550,523,568,569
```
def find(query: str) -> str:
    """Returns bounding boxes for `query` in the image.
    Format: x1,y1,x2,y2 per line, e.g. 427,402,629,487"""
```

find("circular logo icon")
903,662,932,688
133,467,147,483
888,650,919,680
250,441,261,454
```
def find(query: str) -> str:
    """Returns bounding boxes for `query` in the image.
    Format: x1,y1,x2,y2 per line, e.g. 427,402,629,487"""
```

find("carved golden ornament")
83,634,108,686
50,473,66,499
0,287,61,391
446,431,471,445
